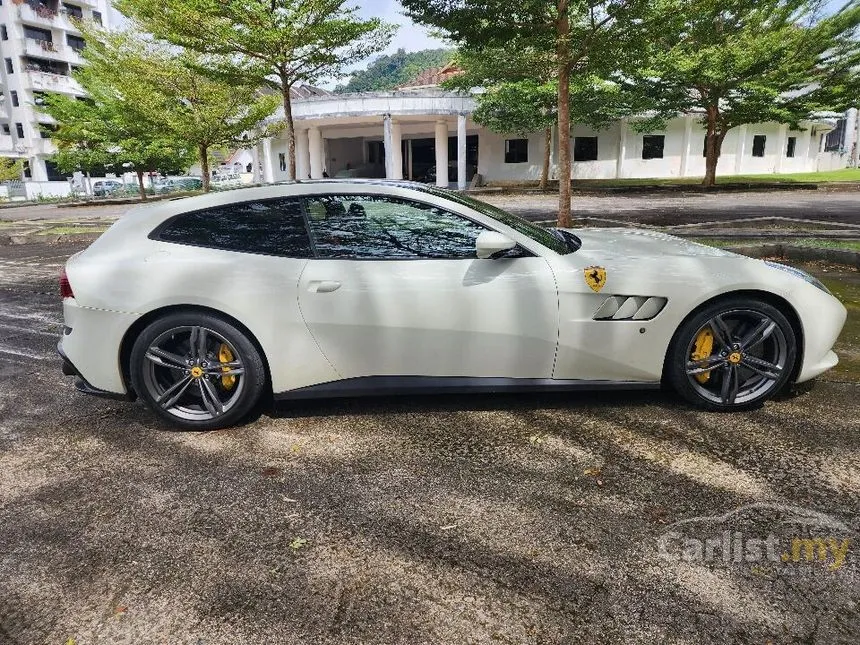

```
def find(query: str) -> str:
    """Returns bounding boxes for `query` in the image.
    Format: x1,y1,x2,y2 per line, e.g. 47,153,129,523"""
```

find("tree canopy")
335,48,453,93
622,0,860,186
116,0,395,180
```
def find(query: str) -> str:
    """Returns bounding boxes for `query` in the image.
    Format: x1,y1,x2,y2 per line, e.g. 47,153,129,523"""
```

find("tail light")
60,268,74,299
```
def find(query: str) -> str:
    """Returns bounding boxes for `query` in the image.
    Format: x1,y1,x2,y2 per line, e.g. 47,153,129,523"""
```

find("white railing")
0,135,15,153
17,3,59,27
26,70,83,94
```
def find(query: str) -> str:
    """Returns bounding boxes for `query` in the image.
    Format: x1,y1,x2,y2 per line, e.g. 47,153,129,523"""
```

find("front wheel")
130,312,267,430
666,297,797,411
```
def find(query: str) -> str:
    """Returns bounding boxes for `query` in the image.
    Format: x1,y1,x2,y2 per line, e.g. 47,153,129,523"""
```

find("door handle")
308,280,342,293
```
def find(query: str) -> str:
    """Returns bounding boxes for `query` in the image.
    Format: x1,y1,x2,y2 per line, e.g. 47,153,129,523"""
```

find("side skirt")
274,376,661,401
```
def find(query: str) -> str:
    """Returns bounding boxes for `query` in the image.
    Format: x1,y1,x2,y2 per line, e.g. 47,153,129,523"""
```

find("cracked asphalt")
1,233,858,644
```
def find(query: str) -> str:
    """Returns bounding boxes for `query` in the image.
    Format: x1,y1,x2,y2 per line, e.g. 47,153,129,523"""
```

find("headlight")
764,261,831,295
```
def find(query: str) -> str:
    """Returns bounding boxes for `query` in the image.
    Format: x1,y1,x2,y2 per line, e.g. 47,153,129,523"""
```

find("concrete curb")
0,231,103,246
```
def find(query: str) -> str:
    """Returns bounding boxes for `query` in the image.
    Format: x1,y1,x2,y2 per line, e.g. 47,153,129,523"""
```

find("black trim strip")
57,342,135,402
274,375,660,401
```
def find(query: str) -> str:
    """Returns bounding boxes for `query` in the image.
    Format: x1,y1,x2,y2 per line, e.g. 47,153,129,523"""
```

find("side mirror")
476,230,517,259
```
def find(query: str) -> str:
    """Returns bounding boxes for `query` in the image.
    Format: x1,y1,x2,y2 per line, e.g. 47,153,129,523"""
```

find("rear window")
153,198,313,258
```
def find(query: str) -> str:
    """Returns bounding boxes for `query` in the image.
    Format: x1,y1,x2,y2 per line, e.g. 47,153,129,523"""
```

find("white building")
0,0,112,196
251,89,857,189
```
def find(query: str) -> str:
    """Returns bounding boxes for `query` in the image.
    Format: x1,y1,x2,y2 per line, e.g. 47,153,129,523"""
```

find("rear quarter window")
152,198,313,258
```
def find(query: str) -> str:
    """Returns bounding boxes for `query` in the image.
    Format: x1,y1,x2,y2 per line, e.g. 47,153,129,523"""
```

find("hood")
565,227,738,260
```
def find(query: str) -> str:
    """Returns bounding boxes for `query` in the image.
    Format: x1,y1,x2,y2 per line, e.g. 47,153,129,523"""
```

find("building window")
752,135,766,157
4,58,12,74
367,140,383,165
15,122,24,138
0,26,7,41
824,119,845,152
92,10,102,25
62,3,84,20
10,91,17,107
67,34,85,51
278,152,286,172
1,124,9,135
642,135,665,160
23,161,31,179
504,139,528,164
786,136,797,158
573,136,598,162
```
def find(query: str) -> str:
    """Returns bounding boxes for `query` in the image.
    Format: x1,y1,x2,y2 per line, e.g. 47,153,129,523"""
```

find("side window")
642,135,665,159
305,194,488,259
155,198,313,258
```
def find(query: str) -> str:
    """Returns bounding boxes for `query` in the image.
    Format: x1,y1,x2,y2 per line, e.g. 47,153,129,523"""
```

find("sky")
354,0,447,54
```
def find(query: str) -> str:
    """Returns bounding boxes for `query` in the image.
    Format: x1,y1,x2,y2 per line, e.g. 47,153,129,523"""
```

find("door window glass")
305,195,488,259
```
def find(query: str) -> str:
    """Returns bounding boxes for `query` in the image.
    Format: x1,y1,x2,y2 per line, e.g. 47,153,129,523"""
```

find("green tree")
625,0,860,186
76,27,280,191
116,0,396,181
0,157,23,182
402,0,649,227
43,77,193,200
335,48,453,92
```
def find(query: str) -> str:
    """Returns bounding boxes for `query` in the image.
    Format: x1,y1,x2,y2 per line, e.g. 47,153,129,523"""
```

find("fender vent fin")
594,296,667,321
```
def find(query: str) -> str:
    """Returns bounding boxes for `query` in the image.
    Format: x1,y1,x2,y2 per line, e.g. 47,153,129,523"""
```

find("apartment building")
0,0,111,190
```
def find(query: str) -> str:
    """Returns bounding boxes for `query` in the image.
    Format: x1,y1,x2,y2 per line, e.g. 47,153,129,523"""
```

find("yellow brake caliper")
218,343,237,390
691,329,715,384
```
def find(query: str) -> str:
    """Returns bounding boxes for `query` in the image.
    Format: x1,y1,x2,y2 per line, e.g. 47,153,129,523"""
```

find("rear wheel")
130,312,266,430
667,297,797,411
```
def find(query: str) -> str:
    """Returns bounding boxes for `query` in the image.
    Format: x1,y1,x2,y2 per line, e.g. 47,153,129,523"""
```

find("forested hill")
335,48,453,93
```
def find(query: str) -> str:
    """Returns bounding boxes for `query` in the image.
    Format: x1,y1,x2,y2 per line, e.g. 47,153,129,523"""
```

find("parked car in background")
210,174,243,190
92,180,123,197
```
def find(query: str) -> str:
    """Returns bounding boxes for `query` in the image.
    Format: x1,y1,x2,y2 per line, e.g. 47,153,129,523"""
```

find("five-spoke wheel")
668,298,797,411
130,312,266,430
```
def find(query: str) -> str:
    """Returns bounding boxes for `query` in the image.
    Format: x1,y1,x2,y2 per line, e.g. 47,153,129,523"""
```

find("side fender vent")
594,296,667,321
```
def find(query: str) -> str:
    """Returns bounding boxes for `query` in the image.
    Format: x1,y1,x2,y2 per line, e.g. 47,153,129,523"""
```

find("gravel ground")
1,240,858,645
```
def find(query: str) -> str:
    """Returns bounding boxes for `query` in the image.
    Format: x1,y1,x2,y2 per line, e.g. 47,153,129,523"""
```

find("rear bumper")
57,341,134,402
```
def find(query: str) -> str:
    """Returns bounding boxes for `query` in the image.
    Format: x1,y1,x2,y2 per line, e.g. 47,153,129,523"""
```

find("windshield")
417,185,576,255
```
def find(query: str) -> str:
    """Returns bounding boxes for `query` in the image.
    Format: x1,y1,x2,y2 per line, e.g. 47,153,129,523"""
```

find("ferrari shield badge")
584,266,607,293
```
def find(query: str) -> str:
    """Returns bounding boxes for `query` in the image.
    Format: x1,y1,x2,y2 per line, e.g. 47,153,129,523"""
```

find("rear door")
297,193,559,380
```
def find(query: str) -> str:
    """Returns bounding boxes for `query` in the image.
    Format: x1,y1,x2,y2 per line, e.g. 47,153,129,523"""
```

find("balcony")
18,3,60,29
0,135,15,154
31,137,57,156
26,70,83,95
21,38,85,64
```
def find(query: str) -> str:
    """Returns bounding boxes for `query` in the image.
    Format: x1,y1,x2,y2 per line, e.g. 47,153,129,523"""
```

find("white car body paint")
58,181,846,398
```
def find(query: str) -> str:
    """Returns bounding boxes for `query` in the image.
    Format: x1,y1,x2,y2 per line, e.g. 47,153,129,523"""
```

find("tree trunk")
281,81,297,181
136,169,147,201
199,144,211,192
540,127,551,190
703,107,724,188
556,1,572,228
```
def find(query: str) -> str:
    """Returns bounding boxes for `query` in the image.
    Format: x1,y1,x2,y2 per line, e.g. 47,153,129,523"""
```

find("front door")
297,194,558,380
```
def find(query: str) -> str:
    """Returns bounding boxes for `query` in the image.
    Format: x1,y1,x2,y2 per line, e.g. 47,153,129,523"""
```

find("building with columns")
250,88,857,188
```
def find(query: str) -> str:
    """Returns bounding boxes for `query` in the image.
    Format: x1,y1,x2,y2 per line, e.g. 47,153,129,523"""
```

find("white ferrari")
58,180,846,430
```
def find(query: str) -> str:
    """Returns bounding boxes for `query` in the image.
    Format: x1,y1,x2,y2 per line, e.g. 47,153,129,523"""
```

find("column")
457,114,467,190
854,108,860,168
434,120,448,188
391,120,403,180
774,123,789,174
297,129,311,180
261,138,275,184
308,126,323,179
734,124,748,175
679,115,693,177
616,118,628,179
383,114,394,178
251,144,262,183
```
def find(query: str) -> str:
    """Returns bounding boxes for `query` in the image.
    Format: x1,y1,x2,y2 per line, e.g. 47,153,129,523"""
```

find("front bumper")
57,341,134,401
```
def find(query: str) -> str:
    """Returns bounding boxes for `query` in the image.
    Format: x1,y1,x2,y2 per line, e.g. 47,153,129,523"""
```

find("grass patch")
694,237,860,252
37,225,107,236
573,168,860,187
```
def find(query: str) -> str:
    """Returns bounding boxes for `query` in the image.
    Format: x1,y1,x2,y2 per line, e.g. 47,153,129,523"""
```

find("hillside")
335,48,453,93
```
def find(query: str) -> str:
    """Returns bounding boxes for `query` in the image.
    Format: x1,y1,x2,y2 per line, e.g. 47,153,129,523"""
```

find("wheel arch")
119,304,273,398
662,289,804,384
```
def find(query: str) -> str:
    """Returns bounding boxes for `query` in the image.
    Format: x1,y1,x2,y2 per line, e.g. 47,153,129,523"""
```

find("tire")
130,311,267,430
666,296,797,412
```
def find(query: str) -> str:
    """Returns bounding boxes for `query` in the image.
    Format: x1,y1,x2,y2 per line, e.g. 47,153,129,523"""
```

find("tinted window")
156,199,313,258
787,136,797,158
504,139,528,163
752,135,766,157
574,136,598,162
642,135,665,159
305,195,487,259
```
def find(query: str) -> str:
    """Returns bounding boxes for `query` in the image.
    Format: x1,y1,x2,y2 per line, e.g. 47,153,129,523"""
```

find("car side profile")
58,180,846,430
92,179,123,197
